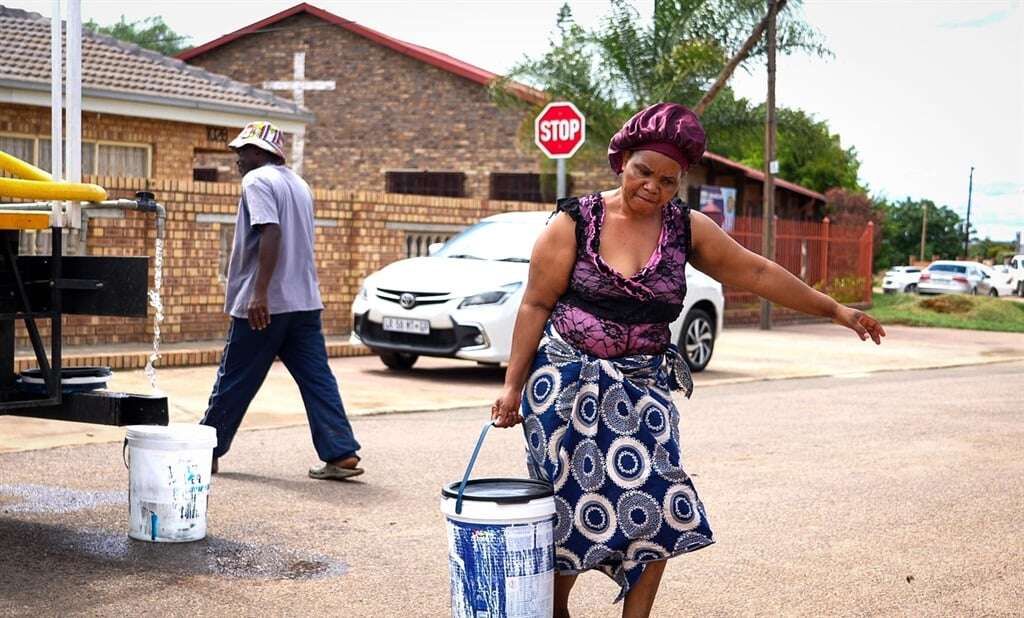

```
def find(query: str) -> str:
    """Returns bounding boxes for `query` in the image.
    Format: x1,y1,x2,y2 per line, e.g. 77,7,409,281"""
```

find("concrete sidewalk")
3,323,1023,453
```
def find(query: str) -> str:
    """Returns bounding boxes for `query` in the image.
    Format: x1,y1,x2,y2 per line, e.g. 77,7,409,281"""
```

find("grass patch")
869,292,1024,332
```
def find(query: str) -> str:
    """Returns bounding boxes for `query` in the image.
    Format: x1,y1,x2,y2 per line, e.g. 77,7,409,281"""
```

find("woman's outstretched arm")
687,210,885,344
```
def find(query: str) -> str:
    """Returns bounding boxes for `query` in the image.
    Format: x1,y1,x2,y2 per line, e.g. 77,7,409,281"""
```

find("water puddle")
0,484,125,514
64,529,347,580
0,520,348,581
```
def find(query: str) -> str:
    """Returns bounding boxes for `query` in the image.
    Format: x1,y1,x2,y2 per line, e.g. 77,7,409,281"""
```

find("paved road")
5,323,1024,452
1,362,1020,617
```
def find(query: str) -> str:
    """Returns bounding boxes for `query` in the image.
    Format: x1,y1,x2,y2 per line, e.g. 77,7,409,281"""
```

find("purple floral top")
550,193,691,358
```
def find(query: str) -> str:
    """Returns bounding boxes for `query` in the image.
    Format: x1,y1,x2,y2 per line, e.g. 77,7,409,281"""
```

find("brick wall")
0,102,232,180
11,173,869,351
14,176,551,349
186,13,618,199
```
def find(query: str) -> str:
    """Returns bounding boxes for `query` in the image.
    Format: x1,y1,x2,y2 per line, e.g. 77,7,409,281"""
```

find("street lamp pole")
760,0,778,330
963,166,974,257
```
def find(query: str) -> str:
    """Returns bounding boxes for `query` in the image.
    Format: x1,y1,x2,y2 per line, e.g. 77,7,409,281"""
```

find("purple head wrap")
607,103,707,175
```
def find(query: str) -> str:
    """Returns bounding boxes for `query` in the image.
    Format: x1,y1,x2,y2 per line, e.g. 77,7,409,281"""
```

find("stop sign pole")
534,102,586,199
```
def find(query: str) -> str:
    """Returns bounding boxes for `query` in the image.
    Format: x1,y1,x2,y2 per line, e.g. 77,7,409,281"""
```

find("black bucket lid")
20,366,112,380
442,477,553,504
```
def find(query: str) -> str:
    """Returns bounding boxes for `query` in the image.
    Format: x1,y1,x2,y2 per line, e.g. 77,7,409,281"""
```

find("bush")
816,276,867,304
919,295,973,314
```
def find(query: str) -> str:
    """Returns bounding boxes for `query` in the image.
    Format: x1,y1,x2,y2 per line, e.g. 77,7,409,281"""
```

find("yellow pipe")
0,150,53,182
0,177,107,202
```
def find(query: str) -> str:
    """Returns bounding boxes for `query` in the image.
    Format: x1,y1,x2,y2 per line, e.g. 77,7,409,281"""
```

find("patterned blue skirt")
520,330,714,601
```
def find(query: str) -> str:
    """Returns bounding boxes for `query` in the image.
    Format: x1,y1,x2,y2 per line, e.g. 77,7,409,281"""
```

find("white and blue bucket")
123,424,217,543
441,421,556,618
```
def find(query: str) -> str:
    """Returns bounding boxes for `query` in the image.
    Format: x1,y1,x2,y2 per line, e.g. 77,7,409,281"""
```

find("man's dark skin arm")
248,223,281,330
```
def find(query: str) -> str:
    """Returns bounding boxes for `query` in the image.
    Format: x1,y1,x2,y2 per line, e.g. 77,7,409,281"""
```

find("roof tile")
0,5,310,119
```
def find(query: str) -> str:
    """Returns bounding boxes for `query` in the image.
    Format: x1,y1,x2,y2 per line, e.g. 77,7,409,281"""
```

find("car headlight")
358,283,370,301
459,282,521,308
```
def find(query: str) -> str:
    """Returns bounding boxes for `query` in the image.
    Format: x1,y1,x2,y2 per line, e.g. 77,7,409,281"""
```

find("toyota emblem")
399,293,416,309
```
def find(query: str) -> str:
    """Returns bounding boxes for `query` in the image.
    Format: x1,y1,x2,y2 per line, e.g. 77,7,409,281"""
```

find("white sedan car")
351,211,725,372
881,266,923,294
978,264,1017,297
917,260,986,295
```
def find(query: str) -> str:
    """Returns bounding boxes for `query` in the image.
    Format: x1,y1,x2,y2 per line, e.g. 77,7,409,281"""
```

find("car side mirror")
427,242,444,256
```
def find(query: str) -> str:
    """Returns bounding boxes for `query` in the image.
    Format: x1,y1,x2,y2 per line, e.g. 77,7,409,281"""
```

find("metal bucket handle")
455,420,496,515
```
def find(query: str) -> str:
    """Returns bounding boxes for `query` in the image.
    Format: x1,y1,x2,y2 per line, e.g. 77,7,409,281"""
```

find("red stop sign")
534,101,586,159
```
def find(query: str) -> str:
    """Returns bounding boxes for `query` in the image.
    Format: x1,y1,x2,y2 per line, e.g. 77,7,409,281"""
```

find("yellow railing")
0,149,107,202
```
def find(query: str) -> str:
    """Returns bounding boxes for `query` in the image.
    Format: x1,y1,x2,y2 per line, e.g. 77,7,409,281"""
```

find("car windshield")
928,264,967,273
434,219,545,262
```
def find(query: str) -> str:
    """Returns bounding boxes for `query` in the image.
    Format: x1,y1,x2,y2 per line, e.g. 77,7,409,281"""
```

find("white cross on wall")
263,52,335,175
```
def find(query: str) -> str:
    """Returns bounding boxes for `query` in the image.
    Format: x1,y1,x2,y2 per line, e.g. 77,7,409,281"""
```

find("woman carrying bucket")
491,103,885,617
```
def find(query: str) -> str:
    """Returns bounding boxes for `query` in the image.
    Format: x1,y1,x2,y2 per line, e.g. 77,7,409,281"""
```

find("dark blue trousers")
200,310,360,462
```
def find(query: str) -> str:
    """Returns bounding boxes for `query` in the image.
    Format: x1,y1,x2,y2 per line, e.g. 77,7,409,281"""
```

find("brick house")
0,5,310,182
180,2,825,218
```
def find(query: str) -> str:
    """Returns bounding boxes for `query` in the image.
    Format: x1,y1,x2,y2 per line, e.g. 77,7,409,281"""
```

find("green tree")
731,107,862,192
875,198,967,269
496,1,862,193
494,1,827,168
968,238,1015,261
84,15,190,56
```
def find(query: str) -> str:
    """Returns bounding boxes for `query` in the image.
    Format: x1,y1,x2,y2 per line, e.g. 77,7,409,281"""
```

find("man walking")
201,121,362,480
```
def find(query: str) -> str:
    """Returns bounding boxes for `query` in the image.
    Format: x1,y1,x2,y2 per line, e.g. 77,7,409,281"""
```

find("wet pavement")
1,361,1021,616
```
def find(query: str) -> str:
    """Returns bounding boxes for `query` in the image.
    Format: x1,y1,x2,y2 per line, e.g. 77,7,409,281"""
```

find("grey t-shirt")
224,164,324,318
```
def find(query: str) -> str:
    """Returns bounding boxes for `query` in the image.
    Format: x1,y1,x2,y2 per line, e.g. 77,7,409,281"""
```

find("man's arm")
248,223,281,330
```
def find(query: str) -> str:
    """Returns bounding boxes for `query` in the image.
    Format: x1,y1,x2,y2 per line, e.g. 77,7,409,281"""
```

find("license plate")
382,317,430,335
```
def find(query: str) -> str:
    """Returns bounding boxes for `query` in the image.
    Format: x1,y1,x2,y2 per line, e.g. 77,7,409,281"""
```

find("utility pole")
919,201,928,262
963,166,974,257
760,0,778,330
694,0,789,117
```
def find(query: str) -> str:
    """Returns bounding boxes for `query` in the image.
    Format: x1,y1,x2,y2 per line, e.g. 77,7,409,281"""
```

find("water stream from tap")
143,215,165,394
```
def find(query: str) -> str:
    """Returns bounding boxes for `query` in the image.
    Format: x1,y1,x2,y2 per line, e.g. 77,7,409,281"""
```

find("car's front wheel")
379,352,418,370
680,308,715,372
905,283,917,294
988,288,999,297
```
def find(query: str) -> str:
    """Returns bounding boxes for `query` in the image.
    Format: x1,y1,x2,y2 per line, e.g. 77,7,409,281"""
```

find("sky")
12,0,1024,241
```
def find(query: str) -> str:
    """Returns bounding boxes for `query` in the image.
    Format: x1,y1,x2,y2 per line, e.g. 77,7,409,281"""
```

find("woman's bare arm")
492,213,577,427
688,210,885,344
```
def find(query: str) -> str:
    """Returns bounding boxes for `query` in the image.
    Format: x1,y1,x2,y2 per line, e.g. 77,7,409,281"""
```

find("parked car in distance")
351,211,725,372
917,260,986,295
978,264,1017,297
881,266,923,293
1008,254,1024,296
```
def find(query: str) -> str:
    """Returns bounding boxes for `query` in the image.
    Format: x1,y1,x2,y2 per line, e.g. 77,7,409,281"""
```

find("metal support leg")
0,318,13,397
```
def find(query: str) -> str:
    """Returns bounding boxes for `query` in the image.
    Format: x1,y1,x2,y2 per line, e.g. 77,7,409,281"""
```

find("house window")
490,172,568,203
405,232,454,258
193,168,219,182
0,135,35,177
96,143,148,177
2,134,150,178
386,171,465,197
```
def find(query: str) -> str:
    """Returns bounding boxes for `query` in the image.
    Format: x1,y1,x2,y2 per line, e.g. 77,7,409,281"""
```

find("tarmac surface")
4,322,1024,453
1,360,1021,616
3,322,1024,616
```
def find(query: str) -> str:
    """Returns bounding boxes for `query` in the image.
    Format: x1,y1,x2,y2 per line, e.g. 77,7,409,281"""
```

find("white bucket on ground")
441,478,556,618
125,424,217,543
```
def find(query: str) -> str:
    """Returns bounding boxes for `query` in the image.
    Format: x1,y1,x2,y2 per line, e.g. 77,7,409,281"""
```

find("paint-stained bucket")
440,422,555,618
124,424,217,543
